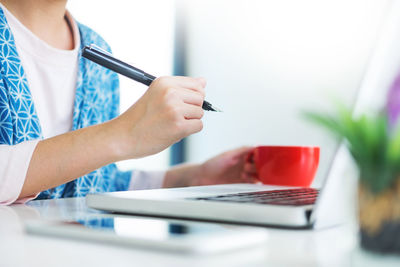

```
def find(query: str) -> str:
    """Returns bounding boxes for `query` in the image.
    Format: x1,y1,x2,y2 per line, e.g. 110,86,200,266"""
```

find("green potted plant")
304,105,400,254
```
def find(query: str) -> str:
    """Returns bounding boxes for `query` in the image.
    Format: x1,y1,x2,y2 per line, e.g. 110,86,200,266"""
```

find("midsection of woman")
0,0,166,203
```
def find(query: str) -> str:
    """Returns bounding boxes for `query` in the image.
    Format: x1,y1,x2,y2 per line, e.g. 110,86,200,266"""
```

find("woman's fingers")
242,161,259,181
180,89,204,106
244,162,257,173
240,174,260,183
182,119,203,135
161,76,206,96
182,103,204,119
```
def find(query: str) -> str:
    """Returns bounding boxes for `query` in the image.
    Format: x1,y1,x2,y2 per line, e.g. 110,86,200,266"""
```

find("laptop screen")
311,1,400,189
310,1,400,223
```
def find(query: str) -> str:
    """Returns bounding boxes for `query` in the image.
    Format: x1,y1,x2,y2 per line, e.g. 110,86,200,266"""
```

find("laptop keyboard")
191,188,319,206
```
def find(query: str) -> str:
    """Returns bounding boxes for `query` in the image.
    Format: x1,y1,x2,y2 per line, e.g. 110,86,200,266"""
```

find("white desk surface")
0,197,399,267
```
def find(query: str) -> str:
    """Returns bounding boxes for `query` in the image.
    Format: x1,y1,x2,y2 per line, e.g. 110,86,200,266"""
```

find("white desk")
0,197,399,267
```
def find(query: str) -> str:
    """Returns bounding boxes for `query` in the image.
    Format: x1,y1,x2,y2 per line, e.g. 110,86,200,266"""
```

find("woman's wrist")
163,163,203,188
102,114,139,162
98,119,123,162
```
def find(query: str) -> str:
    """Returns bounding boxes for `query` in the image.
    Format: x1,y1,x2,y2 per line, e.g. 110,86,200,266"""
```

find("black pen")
82,44,221,112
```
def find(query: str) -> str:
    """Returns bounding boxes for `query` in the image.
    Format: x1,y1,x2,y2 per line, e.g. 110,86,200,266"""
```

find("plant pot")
358,181,400,254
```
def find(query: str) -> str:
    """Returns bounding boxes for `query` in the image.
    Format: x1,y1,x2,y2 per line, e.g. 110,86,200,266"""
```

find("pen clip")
89,44,113,56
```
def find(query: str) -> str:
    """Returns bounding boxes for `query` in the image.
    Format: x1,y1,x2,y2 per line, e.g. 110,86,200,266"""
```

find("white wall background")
181,0,394,186
67,0,175,171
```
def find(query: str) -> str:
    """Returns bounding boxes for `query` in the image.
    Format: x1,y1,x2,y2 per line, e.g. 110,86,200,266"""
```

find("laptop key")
190,188,319,206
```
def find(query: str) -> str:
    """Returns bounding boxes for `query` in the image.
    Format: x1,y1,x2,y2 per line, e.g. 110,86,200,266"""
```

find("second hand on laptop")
81,44,221,112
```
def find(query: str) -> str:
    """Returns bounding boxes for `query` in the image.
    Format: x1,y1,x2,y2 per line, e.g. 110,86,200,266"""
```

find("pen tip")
203,101,222,112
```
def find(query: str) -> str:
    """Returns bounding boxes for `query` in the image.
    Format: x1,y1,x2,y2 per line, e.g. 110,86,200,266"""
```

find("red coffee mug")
247,146,320,187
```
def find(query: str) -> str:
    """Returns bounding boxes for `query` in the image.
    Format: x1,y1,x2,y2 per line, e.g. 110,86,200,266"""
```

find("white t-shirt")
0,4,164,205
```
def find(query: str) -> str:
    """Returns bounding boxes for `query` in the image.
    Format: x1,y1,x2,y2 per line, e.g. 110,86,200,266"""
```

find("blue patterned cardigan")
0,9,131,199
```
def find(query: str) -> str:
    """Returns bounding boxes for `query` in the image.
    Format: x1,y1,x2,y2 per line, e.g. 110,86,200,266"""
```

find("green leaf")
303,103,399,194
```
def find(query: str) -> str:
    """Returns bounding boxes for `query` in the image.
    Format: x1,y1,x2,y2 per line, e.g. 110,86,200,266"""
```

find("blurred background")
68,0,400,186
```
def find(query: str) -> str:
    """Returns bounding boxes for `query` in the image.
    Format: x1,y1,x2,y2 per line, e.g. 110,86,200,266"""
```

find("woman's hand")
196,146,259,185
163,147,260,188
112,76,206,160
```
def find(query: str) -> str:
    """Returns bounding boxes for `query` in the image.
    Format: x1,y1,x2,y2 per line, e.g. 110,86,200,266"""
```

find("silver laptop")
86,1,398,229
86,144,353,229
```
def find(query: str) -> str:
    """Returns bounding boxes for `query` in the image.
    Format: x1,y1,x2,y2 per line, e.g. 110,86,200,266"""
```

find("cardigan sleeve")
129,170,166,190
0,140,39,205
